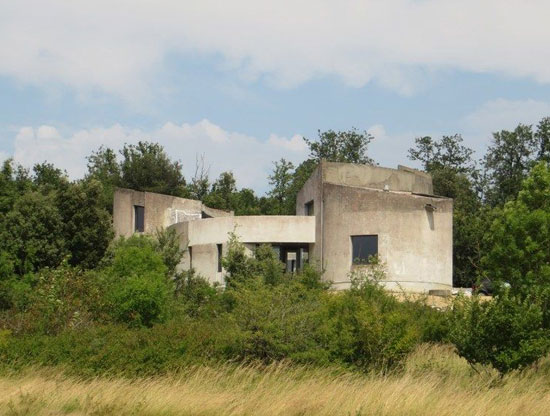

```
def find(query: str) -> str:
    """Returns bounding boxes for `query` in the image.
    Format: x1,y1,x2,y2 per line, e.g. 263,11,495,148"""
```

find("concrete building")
113,161,453,292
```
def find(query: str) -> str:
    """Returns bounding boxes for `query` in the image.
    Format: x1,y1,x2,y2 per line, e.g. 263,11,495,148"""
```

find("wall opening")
351,235,378,265
217,244,222,272
189,246,193,269
273,244,309,272
305,200,314,216
134,205,145,232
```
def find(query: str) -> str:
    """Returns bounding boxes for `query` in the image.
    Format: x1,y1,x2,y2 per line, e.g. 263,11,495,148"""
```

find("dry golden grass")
1,344,550,416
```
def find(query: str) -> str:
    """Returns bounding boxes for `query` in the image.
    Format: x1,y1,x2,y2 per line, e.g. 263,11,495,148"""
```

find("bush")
482,162,550,296
448,292,550,373
0,233,453,376
104,236,173,327
0,263,106,335
174,269,221,317
227,281,327,363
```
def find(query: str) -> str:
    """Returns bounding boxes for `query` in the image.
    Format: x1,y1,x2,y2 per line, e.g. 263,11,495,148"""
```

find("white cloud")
367,124,387,141
267,134,307,152
1,1,550,99
11,120,309,192
459,98,550,155
465,99,550,133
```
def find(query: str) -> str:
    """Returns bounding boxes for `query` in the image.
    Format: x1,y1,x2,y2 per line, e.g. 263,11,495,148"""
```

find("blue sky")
2,1,550,192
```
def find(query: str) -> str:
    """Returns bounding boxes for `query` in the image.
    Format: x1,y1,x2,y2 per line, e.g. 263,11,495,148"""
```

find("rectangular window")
189,246,193,269
305,200,314,216
217,244,222,272
134,205,145,232
351,235,378,265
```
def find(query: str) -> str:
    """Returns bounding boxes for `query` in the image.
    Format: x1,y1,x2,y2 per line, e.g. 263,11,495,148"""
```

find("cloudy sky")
2,0,550,192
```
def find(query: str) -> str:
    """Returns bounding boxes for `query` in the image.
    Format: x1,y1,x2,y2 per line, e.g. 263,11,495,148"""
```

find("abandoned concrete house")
113,161,453,292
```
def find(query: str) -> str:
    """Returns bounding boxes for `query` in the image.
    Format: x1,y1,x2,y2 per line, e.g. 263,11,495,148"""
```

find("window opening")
217,244,223,272
351,235,378,264
305,200,314,216
134,205,145,232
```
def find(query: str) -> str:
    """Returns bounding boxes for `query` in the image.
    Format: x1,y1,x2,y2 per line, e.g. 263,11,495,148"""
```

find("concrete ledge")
428,289,452,297
330,280,453,293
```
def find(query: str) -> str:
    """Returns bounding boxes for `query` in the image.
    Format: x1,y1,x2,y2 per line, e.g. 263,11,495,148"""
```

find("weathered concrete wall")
322,161,433,194
322,183,453,291
202,205,234,218
170,216,315,284
113,188,231,238
295,164,323,266
116,161,452,293
184,216,316,246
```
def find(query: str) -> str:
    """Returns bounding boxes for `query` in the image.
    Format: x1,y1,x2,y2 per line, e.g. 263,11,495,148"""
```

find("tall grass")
2,344,550,416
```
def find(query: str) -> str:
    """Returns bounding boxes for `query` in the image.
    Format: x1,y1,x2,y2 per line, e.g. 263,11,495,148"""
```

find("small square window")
134,205,145,232
351,235,378,265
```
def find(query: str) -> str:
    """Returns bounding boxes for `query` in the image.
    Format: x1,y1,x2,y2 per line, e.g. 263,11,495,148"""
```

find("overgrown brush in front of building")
0,231,449,377
1,230,549,378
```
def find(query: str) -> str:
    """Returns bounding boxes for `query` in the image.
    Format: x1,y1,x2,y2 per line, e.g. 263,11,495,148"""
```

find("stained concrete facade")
113,162,453,292
113,188,232,238
296,162,453,291
169,216,315,285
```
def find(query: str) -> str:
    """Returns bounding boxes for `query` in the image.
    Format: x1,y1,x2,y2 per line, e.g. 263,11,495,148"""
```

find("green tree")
267,159,295,214
233,188,261,215
0,191,66,274
304,128,375,164
56,180,113,269
86,146,121,213
408,134,474,174
119,141,187,197
449,293,550,373
32,162,68,190
105,235,173,327
484,124,537,206
535,117,550,162
482,161,550,295
221,232,258,289
408,135,483,287
0,159,32,214
203,171,238,212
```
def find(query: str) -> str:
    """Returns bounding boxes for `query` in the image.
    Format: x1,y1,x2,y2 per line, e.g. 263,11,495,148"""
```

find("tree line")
2,118,550,287
3,120,550,374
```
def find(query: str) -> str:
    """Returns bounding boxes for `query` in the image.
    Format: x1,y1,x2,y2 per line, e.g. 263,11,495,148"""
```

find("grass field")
1,344,550,416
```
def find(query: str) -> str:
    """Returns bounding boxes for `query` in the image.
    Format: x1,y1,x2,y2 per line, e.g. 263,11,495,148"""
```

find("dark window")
305,200,314,216
134,205,145,232
351,235,378,264
217,244,222,272
189,246,193,269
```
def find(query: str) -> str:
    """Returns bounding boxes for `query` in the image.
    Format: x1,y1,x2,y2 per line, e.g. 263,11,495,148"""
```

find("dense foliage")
0,234,446,376
2,120,550,376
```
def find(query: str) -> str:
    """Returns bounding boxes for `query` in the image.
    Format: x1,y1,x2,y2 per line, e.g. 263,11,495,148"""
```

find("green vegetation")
0,232,446,376
2,120,550,385
4,345,550,416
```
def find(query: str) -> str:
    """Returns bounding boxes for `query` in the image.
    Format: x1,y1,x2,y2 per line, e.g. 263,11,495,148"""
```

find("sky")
2,0,550,193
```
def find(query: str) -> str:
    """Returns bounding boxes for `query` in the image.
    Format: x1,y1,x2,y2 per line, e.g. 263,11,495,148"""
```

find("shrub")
482,162,550,296
222,232,259,288
174,269,221,317
448,292,550,373
104,237,172,327
227,281,327,363
0,263,106,335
